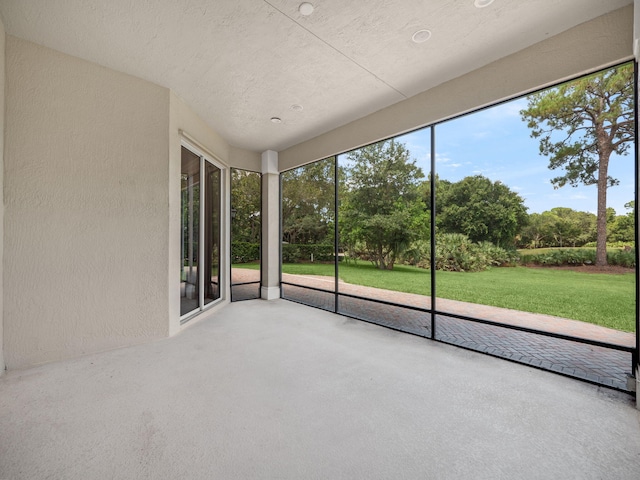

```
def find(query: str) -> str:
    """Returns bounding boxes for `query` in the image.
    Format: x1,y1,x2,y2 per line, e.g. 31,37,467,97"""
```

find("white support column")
261,150,281,300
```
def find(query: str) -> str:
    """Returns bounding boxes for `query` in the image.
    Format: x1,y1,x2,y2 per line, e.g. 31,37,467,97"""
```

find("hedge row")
235,241,636,269
282,244,335,263
522,248,636,268
231,242,260,263
231,242,337,264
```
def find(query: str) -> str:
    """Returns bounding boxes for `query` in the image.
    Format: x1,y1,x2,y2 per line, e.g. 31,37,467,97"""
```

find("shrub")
401,239,430,267
583,241,635,249
523,249,590,266
476,241,520,267
521,248,636,268
405,234,516,272
281,244,301,263
433,233,477,272
231,242,260,263
607,249,636,268
522,249,595,266
282,244,335,263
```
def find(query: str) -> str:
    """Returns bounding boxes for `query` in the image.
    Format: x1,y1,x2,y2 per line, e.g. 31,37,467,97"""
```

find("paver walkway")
232,269,637,391
230,269,261,301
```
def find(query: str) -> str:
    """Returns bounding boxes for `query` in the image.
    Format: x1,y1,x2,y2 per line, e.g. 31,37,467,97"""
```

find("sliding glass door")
181,145,222,319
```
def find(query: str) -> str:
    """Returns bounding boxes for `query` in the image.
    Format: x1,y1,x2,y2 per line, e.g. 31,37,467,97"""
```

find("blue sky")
397,98,635,216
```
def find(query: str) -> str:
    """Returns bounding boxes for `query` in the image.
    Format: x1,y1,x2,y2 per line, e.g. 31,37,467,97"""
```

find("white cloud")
435,153,452,163
404,141,430,162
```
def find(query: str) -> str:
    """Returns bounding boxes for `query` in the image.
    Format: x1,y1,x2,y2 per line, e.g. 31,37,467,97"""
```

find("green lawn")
235,262,636,332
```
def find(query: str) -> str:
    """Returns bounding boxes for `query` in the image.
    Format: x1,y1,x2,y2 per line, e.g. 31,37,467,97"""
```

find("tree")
520,212,555,248
420,174,451,212
571,209,598,246
519,208,597,249
340,140,428,270
437,175,528,247
520,63,634,265
609,201,635,243
231,169,261,243
545,207,586,247
281,158,335,245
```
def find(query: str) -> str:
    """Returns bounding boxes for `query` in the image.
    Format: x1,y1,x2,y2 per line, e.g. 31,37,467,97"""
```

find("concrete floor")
1,300,639,479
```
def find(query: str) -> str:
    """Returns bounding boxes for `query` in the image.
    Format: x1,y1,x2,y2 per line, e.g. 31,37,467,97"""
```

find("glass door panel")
181,145,223,320
204,162,221,305
181,147,201,316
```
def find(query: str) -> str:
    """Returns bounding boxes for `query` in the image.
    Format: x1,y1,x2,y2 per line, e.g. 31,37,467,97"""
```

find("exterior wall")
4,37,171,369
168,93,260,335
230,146,262,173
279,6,633,170
0,18,5,375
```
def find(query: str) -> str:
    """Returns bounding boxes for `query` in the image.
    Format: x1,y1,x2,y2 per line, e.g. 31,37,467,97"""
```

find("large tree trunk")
376,244,386,270
595,150,611,267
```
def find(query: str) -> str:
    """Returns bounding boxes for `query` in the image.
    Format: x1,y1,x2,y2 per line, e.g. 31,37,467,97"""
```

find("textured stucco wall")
0,18,5,375
4,37,171,369
279,6,633,170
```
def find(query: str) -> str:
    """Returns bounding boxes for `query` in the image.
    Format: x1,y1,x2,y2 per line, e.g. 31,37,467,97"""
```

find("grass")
235,262,636,332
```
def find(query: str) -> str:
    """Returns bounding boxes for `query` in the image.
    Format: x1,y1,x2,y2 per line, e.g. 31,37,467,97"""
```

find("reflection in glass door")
203,162,221,306
181,145,222,319
181,148,200,316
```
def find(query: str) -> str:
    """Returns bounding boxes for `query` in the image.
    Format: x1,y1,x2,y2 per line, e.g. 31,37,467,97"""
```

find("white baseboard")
261,286,281,300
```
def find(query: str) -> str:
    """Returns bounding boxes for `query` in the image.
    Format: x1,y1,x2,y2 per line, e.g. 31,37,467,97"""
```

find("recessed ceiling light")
270,117,282,124
299,3,314,16
412,29,432,43
290,104,303,112
474,0,495,8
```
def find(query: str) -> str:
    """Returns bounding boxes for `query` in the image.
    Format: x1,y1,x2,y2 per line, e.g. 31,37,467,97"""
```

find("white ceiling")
0,0,632,152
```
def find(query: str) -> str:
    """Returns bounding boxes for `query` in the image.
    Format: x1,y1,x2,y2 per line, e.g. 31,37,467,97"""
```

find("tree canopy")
437,175,528,247
520,63,634,265
230,169,261,244
609,201,635,243
340,140,428,270
281,158,335,245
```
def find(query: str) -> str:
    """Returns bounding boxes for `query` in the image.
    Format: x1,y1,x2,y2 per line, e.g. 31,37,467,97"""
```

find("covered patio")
0,2,639,476
1,299,638,479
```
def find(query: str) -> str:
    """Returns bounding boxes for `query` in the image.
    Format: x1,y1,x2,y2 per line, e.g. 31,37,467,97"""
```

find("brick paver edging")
274,272,636,392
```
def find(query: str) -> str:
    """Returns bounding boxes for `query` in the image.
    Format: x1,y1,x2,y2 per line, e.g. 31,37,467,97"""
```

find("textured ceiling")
0,0,632,152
